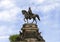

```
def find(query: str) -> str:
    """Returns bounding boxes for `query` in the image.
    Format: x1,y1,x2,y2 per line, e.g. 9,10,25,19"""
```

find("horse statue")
21,8,40,24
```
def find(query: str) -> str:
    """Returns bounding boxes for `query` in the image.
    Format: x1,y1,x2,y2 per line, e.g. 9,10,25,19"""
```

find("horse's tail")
36,14,40,21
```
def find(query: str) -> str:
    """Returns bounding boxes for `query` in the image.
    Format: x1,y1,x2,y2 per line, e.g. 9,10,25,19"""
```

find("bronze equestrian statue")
22,7,40,24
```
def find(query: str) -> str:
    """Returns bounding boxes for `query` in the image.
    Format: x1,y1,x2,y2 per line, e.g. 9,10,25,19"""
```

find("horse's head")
22,10,28,15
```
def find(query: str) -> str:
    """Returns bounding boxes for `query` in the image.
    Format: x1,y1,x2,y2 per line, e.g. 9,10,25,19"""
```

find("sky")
0,0,60,42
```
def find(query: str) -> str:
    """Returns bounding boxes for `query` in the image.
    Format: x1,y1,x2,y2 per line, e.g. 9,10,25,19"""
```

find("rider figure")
28,7,33,16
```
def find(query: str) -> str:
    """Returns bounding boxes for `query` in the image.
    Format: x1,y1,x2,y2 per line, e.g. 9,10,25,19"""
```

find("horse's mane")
22,10,28,14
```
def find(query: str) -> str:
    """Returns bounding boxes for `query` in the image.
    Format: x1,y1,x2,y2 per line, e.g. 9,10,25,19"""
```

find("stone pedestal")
17,23,45,42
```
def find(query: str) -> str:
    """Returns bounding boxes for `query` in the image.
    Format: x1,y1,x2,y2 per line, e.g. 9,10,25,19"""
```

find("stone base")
19,40,45,42
16,23,45,42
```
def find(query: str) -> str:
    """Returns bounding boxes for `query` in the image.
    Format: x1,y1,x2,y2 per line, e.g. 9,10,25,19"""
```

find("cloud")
0,36,9,42
32,0,60,13
0,25,20,36
0,0,23,38
41,3,60,13
0,25,20,42
0,36,9,39
15,0,60,14
0,0,22,22
0,0,14,9
29,0,45,4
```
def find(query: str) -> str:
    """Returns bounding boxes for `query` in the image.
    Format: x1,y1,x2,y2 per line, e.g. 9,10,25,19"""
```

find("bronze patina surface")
22,7,40,24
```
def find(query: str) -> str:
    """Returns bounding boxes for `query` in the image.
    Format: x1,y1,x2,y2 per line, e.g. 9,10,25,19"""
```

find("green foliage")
9,34,19,42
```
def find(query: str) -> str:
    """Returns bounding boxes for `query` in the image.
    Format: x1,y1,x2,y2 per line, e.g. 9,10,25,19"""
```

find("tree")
9,34,19,42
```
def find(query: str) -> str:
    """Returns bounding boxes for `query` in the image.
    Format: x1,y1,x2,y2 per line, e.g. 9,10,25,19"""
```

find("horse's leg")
35,19,37,24
32,19,34,23
34,15,37,24
27,19,28,23
24,18,26,22
34,18,37,24
32,18,35,23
